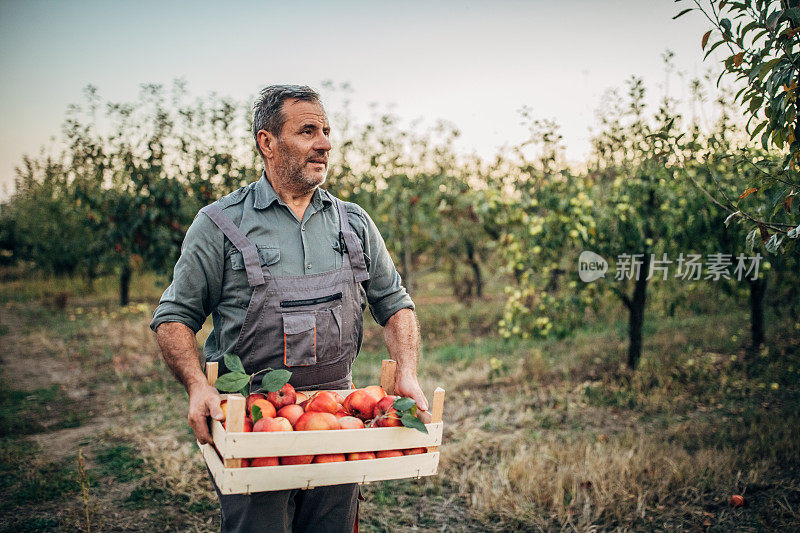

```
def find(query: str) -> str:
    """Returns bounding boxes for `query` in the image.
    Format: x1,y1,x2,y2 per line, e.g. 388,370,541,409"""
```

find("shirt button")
306,263,312,270
301,226,306,232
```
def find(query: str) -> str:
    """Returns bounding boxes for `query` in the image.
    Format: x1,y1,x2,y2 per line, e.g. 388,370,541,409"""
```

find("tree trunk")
627,253,650,369
85,261,98,294
465,241,483,298
119,265,132,307
748,277,766,350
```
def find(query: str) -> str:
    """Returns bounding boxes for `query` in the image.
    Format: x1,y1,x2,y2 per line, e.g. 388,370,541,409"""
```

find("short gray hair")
252,85,321,155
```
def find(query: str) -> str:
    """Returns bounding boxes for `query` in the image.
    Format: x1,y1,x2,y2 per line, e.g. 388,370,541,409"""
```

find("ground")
0,271,798,532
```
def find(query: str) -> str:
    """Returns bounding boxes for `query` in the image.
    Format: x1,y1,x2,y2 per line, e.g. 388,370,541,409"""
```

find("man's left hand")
394,371,431,423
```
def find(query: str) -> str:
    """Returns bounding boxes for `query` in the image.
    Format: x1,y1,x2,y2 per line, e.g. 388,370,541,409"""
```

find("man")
150,85,428,532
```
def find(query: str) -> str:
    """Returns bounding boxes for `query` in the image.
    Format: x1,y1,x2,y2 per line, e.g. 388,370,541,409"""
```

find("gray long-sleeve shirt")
150,173,414,362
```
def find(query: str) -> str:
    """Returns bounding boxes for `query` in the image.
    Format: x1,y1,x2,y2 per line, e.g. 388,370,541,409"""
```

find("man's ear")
257,130,276,159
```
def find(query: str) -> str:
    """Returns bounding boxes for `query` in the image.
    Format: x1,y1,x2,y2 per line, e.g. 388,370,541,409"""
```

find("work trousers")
210,474,359,533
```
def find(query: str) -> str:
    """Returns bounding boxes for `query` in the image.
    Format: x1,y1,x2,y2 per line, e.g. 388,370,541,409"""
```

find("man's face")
272,99,331,193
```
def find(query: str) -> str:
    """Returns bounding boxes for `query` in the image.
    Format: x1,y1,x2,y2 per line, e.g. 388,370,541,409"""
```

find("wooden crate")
198,360,445,494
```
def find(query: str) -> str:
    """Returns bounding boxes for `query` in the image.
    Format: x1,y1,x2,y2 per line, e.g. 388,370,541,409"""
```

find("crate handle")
380,359,397,394
206,361,218,387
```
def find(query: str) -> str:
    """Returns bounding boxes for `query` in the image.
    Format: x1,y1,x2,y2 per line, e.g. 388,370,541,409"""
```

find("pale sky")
0,0,718,198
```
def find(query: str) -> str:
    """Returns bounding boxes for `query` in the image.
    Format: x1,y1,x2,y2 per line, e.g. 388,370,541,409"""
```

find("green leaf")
400,413,429,434
766,10,781,30
215,371,251,392
750,121,768,140
720,18,732,32
251,405,263,423
261,369,292,393
394,397,416,411
786,7,800,24
223,353,245,374
673,8,692,19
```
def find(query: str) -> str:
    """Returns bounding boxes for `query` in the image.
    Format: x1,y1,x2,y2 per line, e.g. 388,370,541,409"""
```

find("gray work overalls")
201,196,368,533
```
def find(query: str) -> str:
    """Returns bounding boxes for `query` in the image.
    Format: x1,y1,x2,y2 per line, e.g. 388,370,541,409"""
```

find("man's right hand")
187,382,224,445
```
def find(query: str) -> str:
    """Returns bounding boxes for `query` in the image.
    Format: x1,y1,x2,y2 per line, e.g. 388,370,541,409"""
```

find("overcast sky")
0,0,718,198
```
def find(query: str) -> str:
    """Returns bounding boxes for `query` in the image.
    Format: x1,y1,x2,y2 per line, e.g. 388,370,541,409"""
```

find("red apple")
249,398,276,422
330,391,345,404
295,412,340,431
313,453,346,463
403,447,427,455
363,385,387,401
346,451,376,461
376,450,404,458
253,416,293,433
250,456,279,467
373,395,402,427
305,391,341,415
338,416,365,429
245,393,267,414
281,455,314,465
277,404,305,427
295,391,309,404
266,383,297,410
343,389,381,421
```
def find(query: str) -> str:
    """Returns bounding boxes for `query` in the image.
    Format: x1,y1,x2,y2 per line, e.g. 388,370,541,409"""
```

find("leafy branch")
214,353,291,396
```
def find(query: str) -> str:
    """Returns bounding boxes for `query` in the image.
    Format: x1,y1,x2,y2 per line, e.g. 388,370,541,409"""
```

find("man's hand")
188,382,224,445
394,370,431,423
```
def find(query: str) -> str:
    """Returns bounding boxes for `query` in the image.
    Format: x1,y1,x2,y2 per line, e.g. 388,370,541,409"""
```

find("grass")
0,268,798,531
0,382,87,437
0,439,80,510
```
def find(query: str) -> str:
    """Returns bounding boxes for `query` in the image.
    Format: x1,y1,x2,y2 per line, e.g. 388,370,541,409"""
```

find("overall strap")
200,204,266,287
335,199,370,283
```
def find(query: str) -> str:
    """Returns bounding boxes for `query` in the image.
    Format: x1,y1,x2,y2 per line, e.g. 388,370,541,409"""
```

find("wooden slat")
380,359,397,394
224,395,245,468
199,442,224,482
428,387,445,453
206,361,218,387
213,421,443,459
211,420,229,458
430,388,445,423
214,452,440,494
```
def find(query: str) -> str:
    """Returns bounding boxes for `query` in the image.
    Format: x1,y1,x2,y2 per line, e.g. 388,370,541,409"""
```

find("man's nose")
314,132,332,152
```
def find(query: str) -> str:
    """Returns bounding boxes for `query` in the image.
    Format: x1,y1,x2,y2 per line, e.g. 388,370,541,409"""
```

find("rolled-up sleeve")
150,211,224,333
348,206,414,327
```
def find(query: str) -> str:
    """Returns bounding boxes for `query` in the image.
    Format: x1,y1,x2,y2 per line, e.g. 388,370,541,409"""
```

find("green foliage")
260,369,291,393
214,371,250,393
214,353,291,394
391,396,428,433
676,0,800,249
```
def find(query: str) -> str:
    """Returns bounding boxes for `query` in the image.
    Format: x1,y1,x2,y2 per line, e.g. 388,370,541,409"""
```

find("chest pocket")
226,246,280,309
229,246,280,270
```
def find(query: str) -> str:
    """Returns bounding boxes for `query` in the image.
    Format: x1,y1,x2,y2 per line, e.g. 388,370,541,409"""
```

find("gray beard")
279,161,326,196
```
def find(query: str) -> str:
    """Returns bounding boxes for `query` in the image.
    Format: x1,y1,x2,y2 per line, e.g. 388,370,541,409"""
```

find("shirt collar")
253,171,333,211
